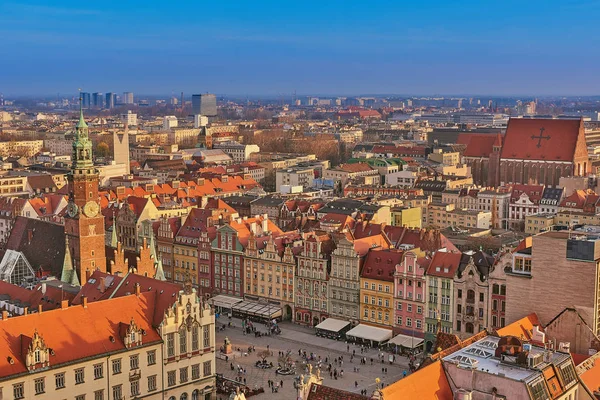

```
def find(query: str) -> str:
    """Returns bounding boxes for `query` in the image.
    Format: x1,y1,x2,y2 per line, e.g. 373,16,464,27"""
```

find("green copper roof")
76,105,88,129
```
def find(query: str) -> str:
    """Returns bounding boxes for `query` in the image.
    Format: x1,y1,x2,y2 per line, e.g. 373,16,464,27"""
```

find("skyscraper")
123,92,134,104
81,92,91,109
92,92,103,109
192,94,217,117
105,92,116,109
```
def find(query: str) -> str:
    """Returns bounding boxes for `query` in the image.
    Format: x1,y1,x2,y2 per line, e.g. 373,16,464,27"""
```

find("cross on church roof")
531,127,550,148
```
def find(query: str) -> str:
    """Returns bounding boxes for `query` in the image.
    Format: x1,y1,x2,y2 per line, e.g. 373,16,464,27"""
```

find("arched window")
466,323,474,334
492,284,499,294
192,390,200,400
180,393,188,400
467,290,475,302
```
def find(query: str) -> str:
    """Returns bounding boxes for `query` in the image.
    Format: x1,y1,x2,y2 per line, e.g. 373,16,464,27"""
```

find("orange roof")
426,251,461,278
381,360,452,400
353,234,390,257
462,134,501,158
501,118,583,161
579,354,600,393
338,163,374,173
0,292,162,378
496,312,541,341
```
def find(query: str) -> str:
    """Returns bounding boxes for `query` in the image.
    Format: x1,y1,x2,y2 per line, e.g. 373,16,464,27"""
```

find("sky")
1,0,599,97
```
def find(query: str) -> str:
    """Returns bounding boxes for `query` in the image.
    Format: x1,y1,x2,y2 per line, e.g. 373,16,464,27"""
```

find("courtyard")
215,317,413,399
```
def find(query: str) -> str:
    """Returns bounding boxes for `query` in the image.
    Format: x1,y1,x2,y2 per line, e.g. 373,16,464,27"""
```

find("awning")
232,300,282,319
346,324,392,343
315,318,351,333
209,295,243,310
388,333,424,349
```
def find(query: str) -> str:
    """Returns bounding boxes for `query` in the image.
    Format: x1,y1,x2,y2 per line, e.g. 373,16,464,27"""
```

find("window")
75,368,85,384
34,378,45,395
192,364,200,380
457,289,462,298
203,361,212,376
112,359,121,374
148,375,157,392
203,326,210,347
456,320,462,331
167,333,175,357
94,390,104,400
180,367,189,383
168,370,176,387
479,293,484,302
466,323,474,334
147,350,156,366
94,363,104,379
55,373,65,389
192,325,199,351
34,349,41,363
130,380,140,397
406,318,412,327
112,384,122,400
407,304,412,312
130,354,139,370
13,383,24,399
492,299,497,311
76,395,85,400
457,304,462,313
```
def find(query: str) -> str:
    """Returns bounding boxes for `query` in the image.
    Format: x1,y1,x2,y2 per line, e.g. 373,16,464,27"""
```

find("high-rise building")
192,93,217,117
92,92,103,109
123,91,134,104
63,100,106,284
81,92,91,109
105,92,116,109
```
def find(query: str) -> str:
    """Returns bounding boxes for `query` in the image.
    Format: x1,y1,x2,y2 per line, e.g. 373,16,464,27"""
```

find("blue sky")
1,0,599,96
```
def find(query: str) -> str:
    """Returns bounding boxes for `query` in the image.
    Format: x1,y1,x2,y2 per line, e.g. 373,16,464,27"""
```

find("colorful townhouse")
393,248,428,338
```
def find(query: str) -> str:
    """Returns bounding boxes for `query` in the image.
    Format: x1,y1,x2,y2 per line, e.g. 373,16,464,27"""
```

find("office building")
105,92,116,109
192,94,217,117
92,92,103,109
80,92,91,109
123,91,134,104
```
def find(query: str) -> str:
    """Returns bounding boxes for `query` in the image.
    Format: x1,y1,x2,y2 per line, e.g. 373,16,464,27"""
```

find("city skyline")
2,1,600,96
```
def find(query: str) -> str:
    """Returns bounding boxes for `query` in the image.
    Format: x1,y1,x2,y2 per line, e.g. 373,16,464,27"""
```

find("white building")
386,169,418,188
276,167,315,190
163,116,178,130
121,110,137,126
213,141,260,162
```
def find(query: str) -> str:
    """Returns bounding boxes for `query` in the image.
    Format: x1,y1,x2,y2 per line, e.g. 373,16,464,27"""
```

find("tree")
257,349,271,362
95,142,110,158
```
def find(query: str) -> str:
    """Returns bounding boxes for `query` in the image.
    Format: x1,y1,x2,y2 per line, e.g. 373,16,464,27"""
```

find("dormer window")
34,349,41,363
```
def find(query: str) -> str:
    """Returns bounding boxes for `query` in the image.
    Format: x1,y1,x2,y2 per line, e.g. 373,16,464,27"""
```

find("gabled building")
329,233,390,324
394,249,428,338
508,184,544,230
0,249,36,286
244,231,301,320
294,232,335,326
359,248,403,329
424,251,462,353
156,216,182,282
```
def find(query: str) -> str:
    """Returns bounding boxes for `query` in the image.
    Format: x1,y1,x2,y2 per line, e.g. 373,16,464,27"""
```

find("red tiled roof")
496,312,541,341
510,184,544,204
559,190,588,209
501,118,583,161
0,291,163,378
307,383,369,400
353,234,390,257
462,134,502,158
0,281,76,312
426,251,461,278
361,248,403,282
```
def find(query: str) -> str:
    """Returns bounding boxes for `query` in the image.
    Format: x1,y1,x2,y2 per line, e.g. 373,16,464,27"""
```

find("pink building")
393,249,429,339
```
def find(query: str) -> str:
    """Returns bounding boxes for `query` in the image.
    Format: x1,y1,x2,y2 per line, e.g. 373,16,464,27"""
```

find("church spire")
149,232,166,281
76,90,88,129
110,215,118,248
60,237,80,286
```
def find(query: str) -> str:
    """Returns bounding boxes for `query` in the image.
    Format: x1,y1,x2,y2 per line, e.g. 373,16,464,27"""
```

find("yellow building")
391,206,422,228
525,213,556,234
359,249,403,328
0,284,216,400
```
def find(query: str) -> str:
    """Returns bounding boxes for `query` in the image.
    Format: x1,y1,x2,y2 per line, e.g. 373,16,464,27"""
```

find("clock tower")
64,96,106,284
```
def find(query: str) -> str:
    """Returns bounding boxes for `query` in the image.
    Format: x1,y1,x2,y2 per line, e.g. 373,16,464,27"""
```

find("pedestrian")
347,344,350,352
382,367,384,374
280,380,283,387
244,378,247,385
355,381,358,388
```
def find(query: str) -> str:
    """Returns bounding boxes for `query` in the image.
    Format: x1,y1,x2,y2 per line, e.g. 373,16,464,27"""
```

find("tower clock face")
67,202,78,218
83,201,99,218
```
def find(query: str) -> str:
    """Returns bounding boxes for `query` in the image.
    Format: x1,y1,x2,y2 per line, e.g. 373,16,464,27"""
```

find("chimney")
1,310,7,320
82,296,88,309
23,307,28,315
61,300,69,309
38,304,43,313
134,283,141,296
99,277,106,293
41,283,46,295
85,269,92,281
262,216,269,233
27,229,33,244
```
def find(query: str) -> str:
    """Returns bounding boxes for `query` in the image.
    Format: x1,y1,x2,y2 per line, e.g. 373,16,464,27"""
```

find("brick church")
463,118,589,187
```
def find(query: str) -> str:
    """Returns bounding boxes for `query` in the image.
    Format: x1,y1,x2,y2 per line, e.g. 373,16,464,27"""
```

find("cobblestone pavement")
215,317,412,400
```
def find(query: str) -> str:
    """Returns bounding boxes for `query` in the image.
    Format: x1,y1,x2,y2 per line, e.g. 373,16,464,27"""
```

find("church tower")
64,95,106,284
